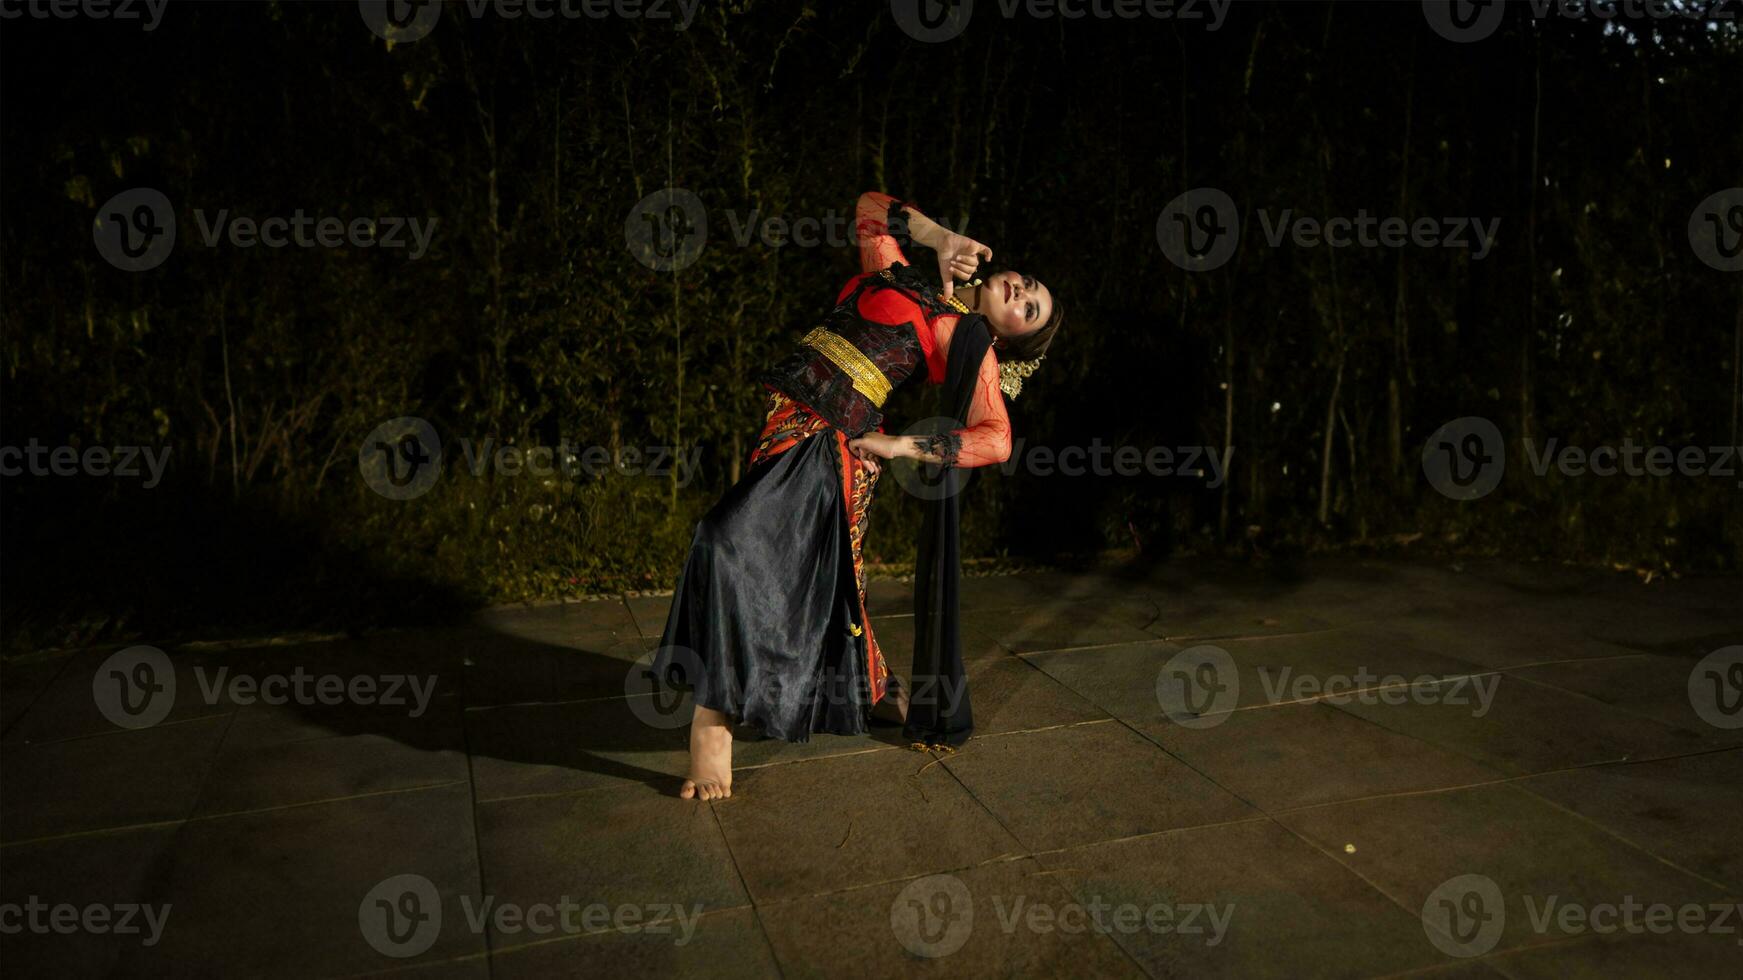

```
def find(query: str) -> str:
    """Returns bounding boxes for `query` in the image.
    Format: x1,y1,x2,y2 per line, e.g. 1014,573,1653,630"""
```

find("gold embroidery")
802,326,892,407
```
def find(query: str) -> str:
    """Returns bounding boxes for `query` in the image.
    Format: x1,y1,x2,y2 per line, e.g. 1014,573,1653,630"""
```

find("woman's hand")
846,432,909,475
905,209,992,300
932,230,993,299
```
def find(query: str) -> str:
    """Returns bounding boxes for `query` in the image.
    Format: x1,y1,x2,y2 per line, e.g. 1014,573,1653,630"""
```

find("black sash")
903,313,992,749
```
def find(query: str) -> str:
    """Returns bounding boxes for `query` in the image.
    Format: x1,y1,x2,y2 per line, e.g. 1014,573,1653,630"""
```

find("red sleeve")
951,347,1012,467
917,318,1011,468
855,191,910,274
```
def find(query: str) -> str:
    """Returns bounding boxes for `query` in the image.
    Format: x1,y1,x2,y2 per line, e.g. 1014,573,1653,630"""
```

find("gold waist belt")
801,327,892,407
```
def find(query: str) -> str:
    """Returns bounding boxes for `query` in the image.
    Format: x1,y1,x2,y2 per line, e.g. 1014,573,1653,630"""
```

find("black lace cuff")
912,432,962,468
885,197,918,253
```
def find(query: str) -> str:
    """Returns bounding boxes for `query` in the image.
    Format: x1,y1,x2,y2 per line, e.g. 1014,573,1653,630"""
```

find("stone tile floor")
1,557,1739,977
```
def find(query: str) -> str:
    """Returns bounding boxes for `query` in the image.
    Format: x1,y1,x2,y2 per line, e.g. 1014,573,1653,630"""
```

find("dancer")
653,191,1064,800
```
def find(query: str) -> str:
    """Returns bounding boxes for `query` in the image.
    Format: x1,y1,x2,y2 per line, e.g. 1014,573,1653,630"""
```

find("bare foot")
680,705,733,800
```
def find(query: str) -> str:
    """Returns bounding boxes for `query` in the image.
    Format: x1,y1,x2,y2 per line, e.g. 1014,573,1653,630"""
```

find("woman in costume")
653,191,1063,800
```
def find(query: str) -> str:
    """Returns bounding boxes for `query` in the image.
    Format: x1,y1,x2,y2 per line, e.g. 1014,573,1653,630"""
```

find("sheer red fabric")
852,191,1011,468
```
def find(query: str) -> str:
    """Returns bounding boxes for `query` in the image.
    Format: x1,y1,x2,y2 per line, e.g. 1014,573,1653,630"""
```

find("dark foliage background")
3,1,1740,652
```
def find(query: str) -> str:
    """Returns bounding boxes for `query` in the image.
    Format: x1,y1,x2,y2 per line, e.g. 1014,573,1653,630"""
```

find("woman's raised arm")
854,191,912,274
854,192,992,298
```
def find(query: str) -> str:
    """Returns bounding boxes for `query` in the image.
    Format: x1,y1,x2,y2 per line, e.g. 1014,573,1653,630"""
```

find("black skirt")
651,390,885,743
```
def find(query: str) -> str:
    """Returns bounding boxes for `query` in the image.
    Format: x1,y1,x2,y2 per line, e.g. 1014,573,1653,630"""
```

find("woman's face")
975,269,1052,341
